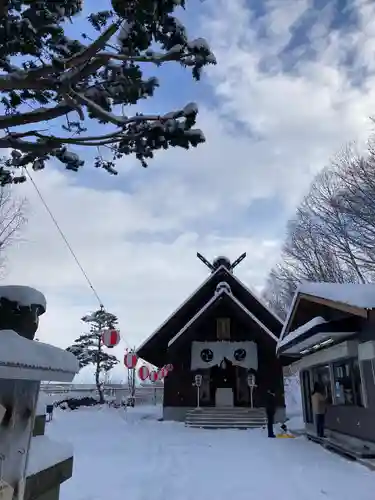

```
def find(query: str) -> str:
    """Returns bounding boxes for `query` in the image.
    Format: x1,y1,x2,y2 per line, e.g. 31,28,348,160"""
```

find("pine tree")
67,307,119,403
0,0,216,185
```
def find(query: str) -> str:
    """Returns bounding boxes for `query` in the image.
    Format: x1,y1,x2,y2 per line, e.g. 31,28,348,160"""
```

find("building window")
216,317,230,340
333,358,363,407
311,364,332,404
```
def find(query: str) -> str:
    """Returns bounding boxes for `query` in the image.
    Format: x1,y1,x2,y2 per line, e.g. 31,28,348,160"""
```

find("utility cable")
24,168,133,351
24,167,104,308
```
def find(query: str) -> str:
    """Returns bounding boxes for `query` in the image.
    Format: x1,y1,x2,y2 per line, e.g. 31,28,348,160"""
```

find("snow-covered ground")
46,405,375,500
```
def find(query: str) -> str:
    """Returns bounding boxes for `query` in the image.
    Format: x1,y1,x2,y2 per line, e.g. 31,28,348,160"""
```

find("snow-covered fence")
42,385,164,406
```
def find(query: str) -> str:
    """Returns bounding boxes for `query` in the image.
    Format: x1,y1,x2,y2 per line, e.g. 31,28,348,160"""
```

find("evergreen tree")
0,0,216,185
67,307,119,403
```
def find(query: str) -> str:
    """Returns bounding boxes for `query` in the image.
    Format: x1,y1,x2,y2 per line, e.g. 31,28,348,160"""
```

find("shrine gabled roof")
168,287,278,349
137,265,282,365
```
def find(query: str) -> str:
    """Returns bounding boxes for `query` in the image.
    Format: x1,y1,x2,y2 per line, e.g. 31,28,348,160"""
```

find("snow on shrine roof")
138,265,282,354
229,270,283,324
277,316,327,350
299,282,375,310
168,288,278,348
0,330,79,381
279,282,375,347
0,285,46,311
137,265,225,352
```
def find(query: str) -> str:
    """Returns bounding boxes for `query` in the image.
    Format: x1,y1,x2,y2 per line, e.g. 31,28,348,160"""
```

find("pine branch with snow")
0,0,216,185
66,307,119,403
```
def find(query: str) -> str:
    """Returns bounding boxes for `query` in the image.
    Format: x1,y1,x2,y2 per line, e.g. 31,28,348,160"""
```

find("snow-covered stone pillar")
0,286,79,500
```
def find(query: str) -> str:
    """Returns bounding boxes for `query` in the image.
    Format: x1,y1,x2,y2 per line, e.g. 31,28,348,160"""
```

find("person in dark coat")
265,389,276,438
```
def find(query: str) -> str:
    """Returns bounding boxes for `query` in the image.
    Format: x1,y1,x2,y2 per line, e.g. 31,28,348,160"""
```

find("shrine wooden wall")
164,303,284,408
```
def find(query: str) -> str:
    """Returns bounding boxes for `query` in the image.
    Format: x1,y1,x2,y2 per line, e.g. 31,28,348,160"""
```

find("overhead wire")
24,167,104,308
5,35,134,351
24,167,133,350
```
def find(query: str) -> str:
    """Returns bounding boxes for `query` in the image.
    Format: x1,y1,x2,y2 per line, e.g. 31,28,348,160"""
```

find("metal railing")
41,383,164,406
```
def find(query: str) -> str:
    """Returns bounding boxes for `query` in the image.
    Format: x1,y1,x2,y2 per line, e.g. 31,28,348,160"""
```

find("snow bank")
27,436,73,477
123,404,162,423
0,330,79,381
0,286,46,310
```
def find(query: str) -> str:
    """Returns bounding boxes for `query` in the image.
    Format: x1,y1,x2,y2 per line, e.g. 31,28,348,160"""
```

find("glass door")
301,370,313,423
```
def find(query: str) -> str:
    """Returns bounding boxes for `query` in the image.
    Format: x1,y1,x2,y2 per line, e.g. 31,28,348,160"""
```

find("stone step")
186,420,266,426
186,407,267,429
186,413,266,420
187,411,266,418
186,419,266,424
188,408,266,413
186,422,265,429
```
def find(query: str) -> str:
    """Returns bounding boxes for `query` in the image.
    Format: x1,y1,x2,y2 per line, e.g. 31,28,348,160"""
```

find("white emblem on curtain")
191,341,258,370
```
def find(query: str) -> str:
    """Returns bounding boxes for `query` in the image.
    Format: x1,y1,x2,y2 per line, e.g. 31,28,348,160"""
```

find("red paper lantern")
166,363,174,372
101,329,120,348
138,365,150,381
149,370,158,382
124,352,138,369
158,367,168,380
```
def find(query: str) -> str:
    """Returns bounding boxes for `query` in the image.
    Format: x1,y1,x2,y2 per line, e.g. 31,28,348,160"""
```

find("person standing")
311,382,327,438
265,389,276,438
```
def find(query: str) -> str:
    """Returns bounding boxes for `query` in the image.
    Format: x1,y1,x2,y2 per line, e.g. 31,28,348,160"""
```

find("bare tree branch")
0,172,27,274
262,143,375,315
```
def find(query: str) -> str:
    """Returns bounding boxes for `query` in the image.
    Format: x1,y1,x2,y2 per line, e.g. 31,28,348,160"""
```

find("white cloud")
197,0,375,206
4,0,375,381
5,169,280,356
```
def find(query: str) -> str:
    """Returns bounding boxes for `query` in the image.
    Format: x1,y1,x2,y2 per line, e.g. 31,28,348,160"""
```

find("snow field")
46,405,375,500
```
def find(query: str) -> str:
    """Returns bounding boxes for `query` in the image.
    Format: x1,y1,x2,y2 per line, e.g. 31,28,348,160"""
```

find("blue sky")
5,0,375,380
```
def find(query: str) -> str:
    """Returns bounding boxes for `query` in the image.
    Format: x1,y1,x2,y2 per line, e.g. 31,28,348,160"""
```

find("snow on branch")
0,1,216,185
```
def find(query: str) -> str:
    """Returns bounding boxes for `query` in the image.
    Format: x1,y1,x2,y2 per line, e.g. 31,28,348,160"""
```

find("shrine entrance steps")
185,407,267,429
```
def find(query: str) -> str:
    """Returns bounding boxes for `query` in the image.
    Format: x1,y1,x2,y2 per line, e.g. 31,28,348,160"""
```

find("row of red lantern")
124,351,137,369
100,332,174,383
100,332,139,370
124,350,174,383
138,363,174,382
100,329,137,368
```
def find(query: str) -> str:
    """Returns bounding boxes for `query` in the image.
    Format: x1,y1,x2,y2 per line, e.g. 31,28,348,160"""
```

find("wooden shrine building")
137,254,286,423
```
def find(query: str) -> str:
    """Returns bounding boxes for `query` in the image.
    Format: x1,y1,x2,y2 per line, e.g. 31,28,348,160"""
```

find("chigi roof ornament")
196,252,247,273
